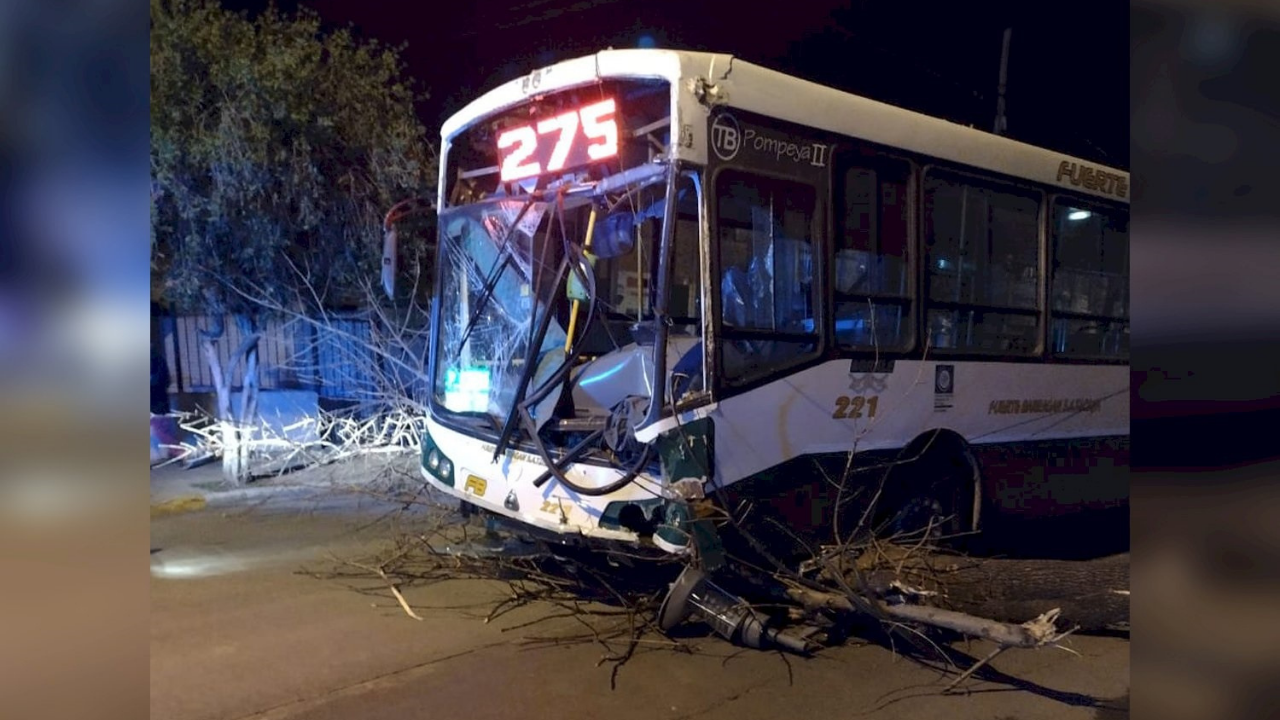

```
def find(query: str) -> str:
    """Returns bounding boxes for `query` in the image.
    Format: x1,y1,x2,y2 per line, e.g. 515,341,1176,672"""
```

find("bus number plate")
833,395,879,419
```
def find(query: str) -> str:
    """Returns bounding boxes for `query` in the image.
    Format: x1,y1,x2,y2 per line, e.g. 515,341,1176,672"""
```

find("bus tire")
881,430,982,542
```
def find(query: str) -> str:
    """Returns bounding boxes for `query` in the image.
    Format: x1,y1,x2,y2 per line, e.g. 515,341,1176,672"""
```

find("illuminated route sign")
496,98,619,182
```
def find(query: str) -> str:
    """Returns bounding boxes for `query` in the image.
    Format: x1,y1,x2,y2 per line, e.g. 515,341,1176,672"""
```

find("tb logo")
711,113,741,161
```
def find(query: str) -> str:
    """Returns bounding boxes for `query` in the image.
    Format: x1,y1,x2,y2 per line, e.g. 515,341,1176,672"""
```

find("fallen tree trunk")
852,550,1129,632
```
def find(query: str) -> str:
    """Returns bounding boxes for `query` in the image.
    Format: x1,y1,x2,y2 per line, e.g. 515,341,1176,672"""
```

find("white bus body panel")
443,49,1128,205
704,360,1127,490
426,358,1125,542
424,414,661,543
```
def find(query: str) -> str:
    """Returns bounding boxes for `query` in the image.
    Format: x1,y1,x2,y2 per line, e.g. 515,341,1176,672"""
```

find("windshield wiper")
450,199,536,361
491,253,570,462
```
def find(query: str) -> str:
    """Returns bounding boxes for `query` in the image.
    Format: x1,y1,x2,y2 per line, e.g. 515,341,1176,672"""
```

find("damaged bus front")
418,65,713,557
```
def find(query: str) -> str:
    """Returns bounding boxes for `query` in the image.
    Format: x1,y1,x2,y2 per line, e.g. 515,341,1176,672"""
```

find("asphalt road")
150,490,1129,720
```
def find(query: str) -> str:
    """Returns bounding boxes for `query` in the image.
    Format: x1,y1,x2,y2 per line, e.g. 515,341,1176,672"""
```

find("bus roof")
443,49,1128,204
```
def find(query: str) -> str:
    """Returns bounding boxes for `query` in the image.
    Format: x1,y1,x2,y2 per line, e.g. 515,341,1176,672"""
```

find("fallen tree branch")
338,555,424,621
785,586,1073,648
380,569,424,621
942,645,1008,694
877,605,1070,649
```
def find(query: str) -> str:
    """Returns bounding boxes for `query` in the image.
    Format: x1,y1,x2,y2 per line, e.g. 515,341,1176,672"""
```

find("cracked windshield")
432,178,685,429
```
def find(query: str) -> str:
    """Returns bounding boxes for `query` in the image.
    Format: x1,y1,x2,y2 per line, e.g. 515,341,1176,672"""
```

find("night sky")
234,0,1128,169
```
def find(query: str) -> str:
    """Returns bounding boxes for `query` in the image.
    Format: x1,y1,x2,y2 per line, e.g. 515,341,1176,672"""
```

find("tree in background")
150,0,436,483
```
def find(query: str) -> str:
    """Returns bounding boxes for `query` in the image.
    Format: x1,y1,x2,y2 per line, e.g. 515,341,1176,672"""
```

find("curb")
150,484,383,519
150,495,208,518
203,484,332,505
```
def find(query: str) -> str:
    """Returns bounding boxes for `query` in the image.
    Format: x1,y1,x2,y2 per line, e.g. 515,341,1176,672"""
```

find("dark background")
230,0,1129,170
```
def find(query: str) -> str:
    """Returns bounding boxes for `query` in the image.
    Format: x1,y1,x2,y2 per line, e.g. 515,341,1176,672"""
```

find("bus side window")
585,178,702,350
1050,202,1129,359
834,158,913,351
924,172,1042,354
716,171,819,384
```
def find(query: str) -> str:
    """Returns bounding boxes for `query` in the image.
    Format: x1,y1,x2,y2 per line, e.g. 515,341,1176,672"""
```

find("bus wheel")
881,434,980,543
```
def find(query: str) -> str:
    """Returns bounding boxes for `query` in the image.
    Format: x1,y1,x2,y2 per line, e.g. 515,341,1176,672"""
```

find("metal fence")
159,313,419,402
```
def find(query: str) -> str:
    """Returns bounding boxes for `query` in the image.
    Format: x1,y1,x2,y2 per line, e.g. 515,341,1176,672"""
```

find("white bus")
407,48,1128,560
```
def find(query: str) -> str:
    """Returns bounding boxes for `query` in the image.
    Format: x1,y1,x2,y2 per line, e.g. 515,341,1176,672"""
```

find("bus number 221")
833,395,879,419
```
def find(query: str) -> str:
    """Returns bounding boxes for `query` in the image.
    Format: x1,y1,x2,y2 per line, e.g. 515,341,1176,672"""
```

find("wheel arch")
896,427,985,532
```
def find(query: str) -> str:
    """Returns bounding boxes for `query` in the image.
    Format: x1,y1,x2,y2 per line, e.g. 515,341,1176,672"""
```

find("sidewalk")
150,452,425,516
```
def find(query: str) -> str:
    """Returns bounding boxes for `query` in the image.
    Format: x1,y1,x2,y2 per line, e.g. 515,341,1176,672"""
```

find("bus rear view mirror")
381,197,436,301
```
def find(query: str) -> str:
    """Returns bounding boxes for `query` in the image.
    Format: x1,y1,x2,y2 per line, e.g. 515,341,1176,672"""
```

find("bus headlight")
421,428,455,487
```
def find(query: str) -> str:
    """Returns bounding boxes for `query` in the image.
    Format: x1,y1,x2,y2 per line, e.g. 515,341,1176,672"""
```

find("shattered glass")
431,167,707,443
433,198,567,426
